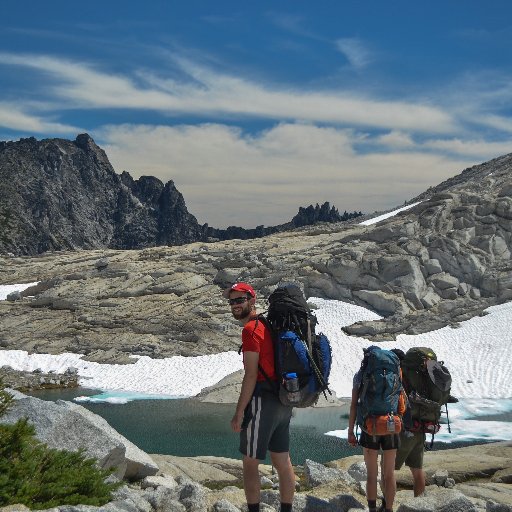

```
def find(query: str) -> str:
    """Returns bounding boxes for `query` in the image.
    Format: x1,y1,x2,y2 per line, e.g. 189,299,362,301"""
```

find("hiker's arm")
231,351,259,433
348,387,359,447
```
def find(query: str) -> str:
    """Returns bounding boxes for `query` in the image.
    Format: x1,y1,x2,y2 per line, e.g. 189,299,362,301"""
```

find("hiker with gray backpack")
348,346,408,512
395,347,454,497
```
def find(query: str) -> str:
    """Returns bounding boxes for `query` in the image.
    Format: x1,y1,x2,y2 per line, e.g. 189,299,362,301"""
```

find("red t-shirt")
242,318,277,382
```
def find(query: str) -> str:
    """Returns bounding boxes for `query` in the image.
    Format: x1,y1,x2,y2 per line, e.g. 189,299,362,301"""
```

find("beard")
231,302,252,320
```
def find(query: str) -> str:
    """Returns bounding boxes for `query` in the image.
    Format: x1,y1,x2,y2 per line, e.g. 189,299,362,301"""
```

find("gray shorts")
240,388,293,460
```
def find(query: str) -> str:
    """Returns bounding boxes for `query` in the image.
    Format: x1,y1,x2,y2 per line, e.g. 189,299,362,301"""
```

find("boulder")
149,454,241,483
353,289,409,316
424,259,443,276
6,291,21,301
211,500,241,512
396,487,476,511
304,459,355,487
113,485,154,512
143,486,185,512
178,480,209,512
261,490,331,512
2,391,158,480
491,468,512,484
429,273,460,291
433,469,449,486
455,482,512,507
141,475,178,490
329,494,365,511
421,287,441,308
486,501,512,512
346,461,367,482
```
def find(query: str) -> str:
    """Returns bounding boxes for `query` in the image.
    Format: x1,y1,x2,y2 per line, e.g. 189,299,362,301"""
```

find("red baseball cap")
223,282,256,299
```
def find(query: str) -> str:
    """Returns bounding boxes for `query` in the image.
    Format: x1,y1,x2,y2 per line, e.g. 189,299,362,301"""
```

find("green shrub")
0,381,13,416
0,380,121,508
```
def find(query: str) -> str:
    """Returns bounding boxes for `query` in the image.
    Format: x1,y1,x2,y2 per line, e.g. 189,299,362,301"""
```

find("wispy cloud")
267,13,320,40
375,131,415,148
423,137,512,159
0,52,456,134
335,38,373,69
0,102,79,134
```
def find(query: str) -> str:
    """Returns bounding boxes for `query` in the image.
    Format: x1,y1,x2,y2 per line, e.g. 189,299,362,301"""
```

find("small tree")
0,379,121,508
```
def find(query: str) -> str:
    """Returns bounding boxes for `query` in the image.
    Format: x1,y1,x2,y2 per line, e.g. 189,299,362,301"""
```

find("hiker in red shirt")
225,282,295,512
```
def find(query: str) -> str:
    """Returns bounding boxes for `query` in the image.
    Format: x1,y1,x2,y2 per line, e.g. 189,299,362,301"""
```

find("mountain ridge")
0,134,361,256
0,142,511,362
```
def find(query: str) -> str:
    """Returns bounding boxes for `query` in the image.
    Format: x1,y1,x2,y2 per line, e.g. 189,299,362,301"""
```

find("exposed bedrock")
1,154,512,358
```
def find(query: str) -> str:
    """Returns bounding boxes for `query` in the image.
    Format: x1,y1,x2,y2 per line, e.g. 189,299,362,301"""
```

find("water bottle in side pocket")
284,372,300,403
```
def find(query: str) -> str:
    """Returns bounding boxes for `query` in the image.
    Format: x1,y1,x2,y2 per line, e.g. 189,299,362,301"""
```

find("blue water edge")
25,387,507,465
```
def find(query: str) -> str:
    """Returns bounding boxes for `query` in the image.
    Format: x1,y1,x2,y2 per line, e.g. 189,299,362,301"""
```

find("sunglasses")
228,296,250,306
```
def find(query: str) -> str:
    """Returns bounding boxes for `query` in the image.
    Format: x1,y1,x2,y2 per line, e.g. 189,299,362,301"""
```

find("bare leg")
410,467,426,497
364,447,379,502
380,456,385,505
381,449,397,510
270,451,295,504
243,455,261,504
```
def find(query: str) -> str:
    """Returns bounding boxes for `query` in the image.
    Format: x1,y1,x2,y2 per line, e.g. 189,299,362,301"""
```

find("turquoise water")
26,387,354,464
27,388,493,464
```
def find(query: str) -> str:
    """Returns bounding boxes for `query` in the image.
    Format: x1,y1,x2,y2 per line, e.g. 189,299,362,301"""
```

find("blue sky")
1,1,512,228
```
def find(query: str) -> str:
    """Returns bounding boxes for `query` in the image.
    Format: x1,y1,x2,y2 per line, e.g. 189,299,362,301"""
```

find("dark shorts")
359,430,400,451
395,431,426,469
240,388,293,460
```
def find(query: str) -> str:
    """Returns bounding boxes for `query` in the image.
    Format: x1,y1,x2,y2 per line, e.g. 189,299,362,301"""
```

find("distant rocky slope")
0,152,511,360
0,134,359,255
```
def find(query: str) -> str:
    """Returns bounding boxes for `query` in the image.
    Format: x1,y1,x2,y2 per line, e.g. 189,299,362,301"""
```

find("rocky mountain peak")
0,135,361,255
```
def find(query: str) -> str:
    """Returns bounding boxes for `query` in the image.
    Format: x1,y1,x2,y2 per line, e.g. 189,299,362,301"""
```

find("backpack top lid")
267,284,317,335
361,346,400,374
268,284,310,314
402,347,437,371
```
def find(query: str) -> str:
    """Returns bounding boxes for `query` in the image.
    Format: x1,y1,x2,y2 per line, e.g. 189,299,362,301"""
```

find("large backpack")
356,347,406,438
263,284,332,408
401,347,452,439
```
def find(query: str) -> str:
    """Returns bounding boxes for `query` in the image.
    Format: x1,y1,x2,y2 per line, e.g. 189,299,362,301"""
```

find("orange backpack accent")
364,414,402,436
397,368,407,416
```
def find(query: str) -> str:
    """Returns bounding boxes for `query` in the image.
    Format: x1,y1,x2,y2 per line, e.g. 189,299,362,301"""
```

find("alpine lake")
25,387,487,465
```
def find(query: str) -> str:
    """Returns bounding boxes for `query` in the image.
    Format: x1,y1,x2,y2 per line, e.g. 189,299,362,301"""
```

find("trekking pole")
300,339,332,397
445,403,451,434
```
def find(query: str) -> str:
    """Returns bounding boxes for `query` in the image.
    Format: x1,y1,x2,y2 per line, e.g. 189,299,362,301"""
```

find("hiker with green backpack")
348,346,407,512
395,347,453,497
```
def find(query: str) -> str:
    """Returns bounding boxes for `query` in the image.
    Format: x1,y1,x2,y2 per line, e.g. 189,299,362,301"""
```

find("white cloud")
0,52,456,134
99,122,475,228
335,38,372,69
424,137,512,159
478,114,512,134
0,102,79,134
375,130,415,148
